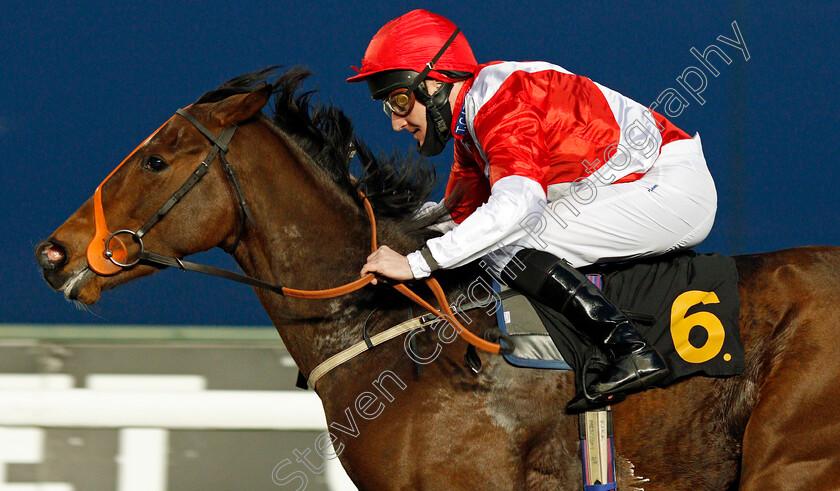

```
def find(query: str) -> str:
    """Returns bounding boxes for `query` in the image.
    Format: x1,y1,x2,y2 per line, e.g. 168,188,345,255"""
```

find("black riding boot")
501,250,669,411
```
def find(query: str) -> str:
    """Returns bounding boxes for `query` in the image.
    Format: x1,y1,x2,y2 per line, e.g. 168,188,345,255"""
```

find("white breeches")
486,133,717,270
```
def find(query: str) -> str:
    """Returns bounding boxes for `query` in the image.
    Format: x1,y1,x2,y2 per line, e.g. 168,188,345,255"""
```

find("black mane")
196,67,445,239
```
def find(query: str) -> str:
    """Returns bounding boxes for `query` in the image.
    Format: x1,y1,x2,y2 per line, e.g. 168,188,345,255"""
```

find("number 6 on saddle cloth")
491,251,743,393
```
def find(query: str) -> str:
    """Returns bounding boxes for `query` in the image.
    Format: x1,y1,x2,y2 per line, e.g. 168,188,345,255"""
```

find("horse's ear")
212,84,273,126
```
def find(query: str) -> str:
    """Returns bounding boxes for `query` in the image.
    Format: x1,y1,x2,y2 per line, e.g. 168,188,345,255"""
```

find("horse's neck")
229,126,411,373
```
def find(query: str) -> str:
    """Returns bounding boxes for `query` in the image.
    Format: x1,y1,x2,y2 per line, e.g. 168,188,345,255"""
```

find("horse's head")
35,78,274,305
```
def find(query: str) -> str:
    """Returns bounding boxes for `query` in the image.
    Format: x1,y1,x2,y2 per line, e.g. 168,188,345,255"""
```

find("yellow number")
670,290,725,364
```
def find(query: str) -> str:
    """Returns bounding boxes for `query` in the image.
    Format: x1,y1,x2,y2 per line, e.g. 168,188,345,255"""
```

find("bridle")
86,105,509,354
102,109,252,268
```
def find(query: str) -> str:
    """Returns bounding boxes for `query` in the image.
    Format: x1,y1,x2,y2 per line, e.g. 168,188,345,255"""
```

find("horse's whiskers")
66,296,103,319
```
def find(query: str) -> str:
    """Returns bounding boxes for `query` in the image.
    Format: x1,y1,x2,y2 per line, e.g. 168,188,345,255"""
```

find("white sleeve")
414,175,547,273
407,250,433,279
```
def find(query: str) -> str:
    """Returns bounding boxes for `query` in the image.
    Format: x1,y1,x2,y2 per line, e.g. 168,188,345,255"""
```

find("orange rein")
283,192,503,355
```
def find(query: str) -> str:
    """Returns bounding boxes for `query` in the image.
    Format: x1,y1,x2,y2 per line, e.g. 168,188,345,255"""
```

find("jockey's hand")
360,245,413,285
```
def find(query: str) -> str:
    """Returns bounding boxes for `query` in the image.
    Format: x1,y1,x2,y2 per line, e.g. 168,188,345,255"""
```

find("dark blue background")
3,1,838,326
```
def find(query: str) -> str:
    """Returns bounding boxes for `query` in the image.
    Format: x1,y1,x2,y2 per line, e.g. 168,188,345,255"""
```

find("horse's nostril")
36,240,68,270
46,246,64,263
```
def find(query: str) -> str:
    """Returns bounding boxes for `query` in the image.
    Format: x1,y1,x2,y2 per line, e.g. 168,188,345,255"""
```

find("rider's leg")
501,249,669,410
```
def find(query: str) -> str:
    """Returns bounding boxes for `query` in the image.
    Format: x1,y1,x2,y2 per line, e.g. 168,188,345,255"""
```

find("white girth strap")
307,315,437,389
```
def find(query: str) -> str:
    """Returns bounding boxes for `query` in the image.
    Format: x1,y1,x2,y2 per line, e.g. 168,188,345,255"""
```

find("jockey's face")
389,79,442,147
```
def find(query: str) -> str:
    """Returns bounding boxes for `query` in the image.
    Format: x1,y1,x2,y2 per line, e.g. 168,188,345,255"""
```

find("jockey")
350,10,717,410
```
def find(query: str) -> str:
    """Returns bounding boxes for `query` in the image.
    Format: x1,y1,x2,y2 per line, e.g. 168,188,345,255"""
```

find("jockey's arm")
407,174,546,278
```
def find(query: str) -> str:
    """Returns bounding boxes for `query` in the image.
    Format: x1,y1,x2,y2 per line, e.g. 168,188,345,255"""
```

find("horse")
35,67,840,490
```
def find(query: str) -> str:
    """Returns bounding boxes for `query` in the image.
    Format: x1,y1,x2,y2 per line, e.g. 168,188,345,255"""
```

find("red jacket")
445,61,689,223
407,61,693,277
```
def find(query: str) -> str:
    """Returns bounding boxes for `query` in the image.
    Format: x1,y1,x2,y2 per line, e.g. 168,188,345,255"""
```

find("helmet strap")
389,26,464,156
404,28,461,95
415,82,455,157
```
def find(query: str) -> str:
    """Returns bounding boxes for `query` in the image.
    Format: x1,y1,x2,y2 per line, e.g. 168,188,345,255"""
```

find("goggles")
382,88,416,118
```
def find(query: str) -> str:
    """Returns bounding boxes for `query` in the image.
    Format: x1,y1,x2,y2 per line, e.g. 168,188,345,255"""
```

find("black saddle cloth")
518,250,743,390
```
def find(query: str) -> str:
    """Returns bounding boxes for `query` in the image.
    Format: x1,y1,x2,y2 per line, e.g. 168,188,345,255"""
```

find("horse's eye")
143,156,168,173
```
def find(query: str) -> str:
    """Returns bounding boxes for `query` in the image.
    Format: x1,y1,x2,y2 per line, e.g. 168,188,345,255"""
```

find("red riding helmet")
347,10,477,98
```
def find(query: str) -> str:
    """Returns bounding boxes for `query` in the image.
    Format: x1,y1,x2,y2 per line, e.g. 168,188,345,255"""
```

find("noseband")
88,106,508,354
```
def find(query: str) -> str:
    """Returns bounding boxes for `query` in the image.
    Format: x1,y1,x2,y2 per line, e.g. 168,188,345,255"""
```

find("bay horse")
36,68,840,490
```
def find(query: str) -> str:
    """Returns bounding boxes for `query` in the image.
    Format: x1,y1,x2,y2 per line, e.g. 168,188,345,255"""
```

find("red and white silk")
407,61,716,277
